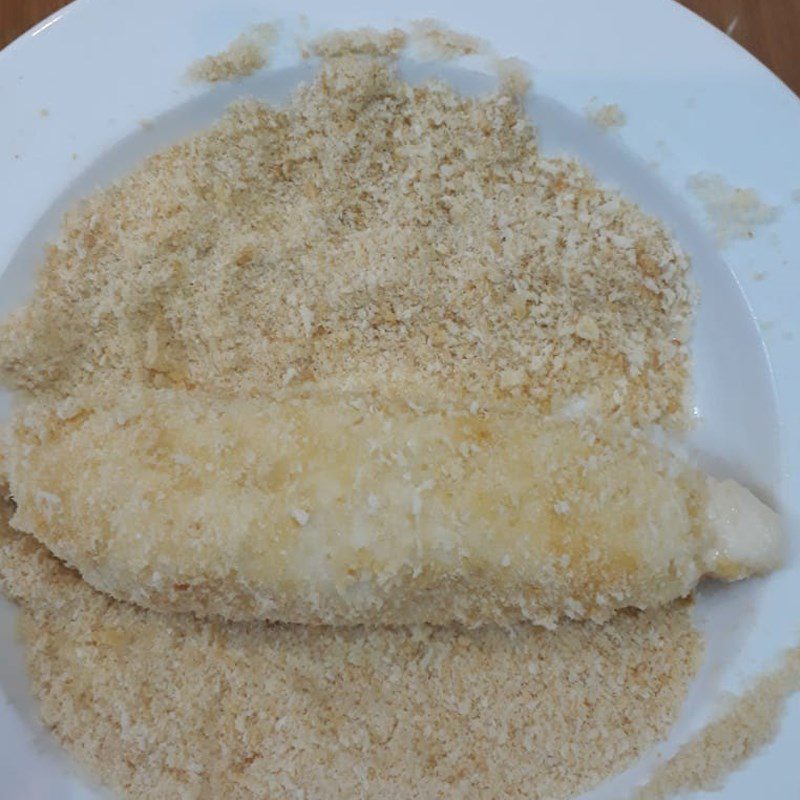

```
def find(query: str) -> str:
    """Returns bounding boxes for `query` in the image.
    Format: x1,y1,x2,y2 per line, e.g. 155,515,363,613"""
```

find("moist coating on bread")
3,386,780,626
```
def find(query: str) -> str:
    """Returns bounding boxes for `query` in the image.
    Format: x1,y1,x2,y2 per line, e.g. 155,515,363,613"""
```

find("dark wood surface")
1,1,798,95
679,0,800,96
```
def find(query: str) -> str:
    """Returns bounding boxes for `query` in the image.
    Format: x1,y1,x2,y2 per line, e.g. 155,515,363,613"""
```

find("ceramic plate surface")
0,1,798,797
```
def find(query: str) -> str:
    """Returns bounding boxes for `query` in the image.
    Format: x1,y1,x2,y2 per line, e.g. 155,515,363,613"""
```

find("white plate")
0,1,798,797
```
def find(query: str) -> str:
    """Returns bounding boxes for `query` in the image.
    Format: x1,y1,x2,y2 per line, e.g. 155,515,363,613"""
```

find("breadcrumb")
409,19,487,60
688,172,779,246
636,646,800,799
310,27,408,58
0,54,694,429
586,102,627,130
493,56,532,97
187,23,278,83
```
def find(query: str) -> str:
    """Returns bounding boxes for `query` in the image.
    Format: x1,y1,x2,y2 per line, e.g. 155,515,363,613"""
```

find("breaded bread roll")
3,386,784,626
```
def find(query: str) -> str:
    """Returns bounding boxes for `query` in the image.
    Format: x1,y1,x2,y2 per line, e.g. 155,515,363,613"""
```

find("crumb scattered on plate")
688,172,779,246
492,56,532,96
635,645,800,800
187,23,278,83
586,102,626,130
408,18,487,60
309,27,408,58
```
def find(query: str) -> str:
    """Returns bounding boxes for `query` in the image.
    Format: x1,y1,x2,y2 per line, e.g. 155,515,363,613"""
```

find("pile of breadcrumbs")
0,26,719,800
0,34,693,428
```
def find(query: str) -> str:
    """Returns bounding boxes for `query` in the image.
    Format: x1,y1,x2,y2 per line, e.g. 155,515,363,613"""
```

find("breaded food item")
0,492,703,800
3,386,784,625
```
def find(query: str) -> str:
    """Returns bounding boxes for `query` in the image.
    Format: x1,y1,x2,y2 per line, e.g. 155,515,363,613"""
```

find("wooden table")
2,1,798,95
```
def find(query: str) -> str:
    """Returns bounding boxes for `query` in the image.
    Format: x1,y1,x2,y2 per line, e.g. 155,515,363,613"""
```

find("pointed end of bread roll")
706,478,786,581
